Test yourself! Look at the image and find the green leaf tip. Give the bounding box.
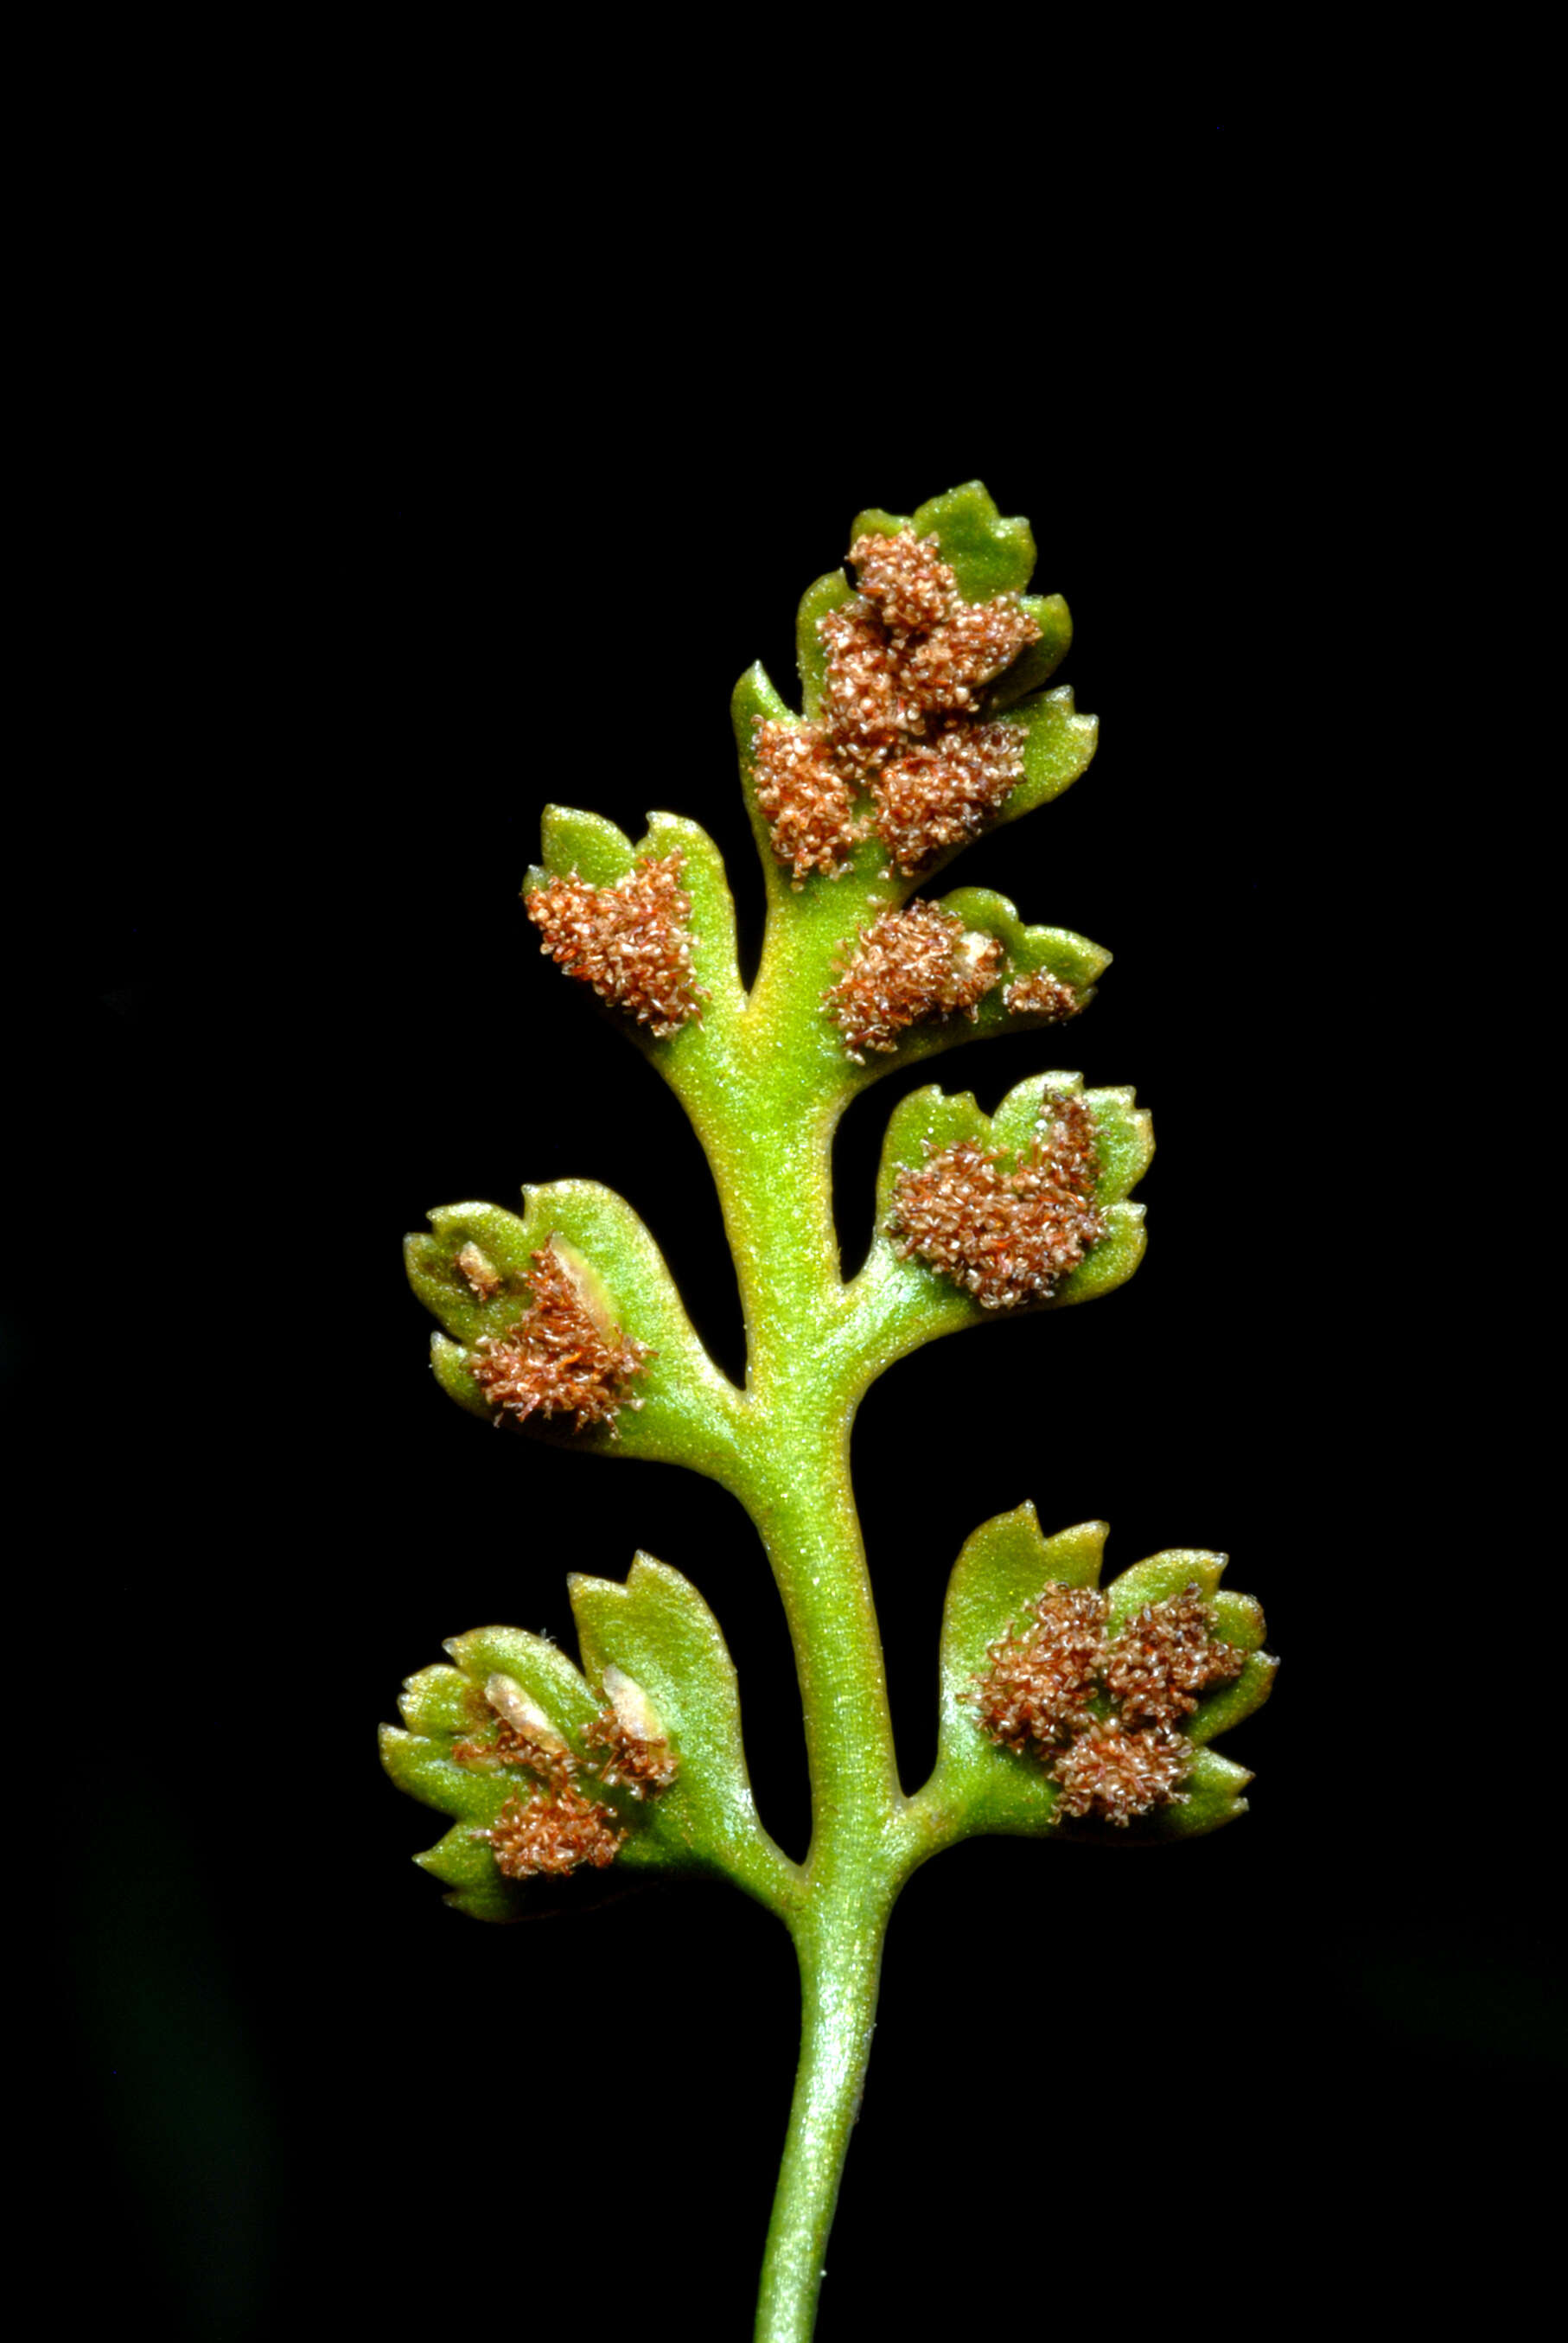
[534,802,637,890]
[924,1516,1276,1846]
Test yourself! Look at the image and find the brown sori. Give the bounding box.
[580,1708,679,1798]
[902,597,1041,714]
[1050,1719,1195,1826]
[1003,967,1082,1023]
[468,1239,654,1436]
[749,527,1045,888]
[480,1781,626,1879]
[870,722,1026,877]
[846,528,958,636]
[966,1584,1108,1752]
[967,1574,1246,1824]
[1102,1585,1246,1726]
[817,597,912,776]
[750,717,864,885]
[451,1715,579,1782]
[885,1092,1106,1309]
[823,900,1003,1063]
[526,849,707,1037]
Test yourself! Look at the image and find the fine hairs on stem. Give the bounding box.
[381,482,1278,2342]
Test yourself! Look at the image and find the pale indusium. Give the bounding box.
[382,483,1278,2342]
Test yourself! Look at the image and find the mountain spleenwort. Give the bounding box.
[384,481,1276,2342]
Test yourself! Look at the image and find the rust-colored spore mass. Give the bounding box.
[750,527,1043,892]
[1003,967,1082,1024]
[1050,1720,1194,1825]
[870,723,1026,877]
[526,849,707,1037]
[967,1575,1247,1824]
[480,1782,625,1879]
[1103,1586,1246,1726]
[966,1584,1108,1752]
[817,598,909,778]
[902,597,1040,714]
[451,1717,579,1782]
[468,1239,653,1437]
[847,528,958,635]
[751,718,865,886]
[823,901,1003,1063]
[886,1091,1106,1309]
[580,1710,679,1799]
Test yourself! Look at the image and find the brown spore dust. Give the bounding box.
[526,850,707,1037]
[468,1239,653,1436]
[966,1571,1251,1825]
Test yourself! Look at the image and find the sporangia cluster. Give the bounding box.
[866,726,1029,883]
[823,902,1004,1061]
[580,1704,679,1798]
[751,528,1042,885]
[969,1584,1106,1749]
[526,848,708,1037]
[1102,1584,1245,1723]
[885,1090,1107,1308]
[966,1580,1246,1824]
[451,1712,575,1778]
[1001,966,1081,1020]
[481,1781,626,1879]
[1050,1721,1194,1823]
[456,1670,679,1880]
[467,1238,654,1435]
[750,720,863,886]
[823,897,1083,1061]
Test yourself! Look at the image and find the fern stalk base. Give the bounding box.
[757,1887,895,2343]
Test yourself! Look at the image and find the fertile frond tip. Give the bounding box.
[751,522,1046,886]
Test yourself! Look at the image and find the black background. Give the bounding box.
[32,160,1557,2340]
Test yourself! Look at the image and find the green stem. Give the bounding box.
[755,1886,894,2343]
[690,996,927,2338]
[682,1067,845,1385]
[746,1425,901,1830]
[739,1389,914,2340]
